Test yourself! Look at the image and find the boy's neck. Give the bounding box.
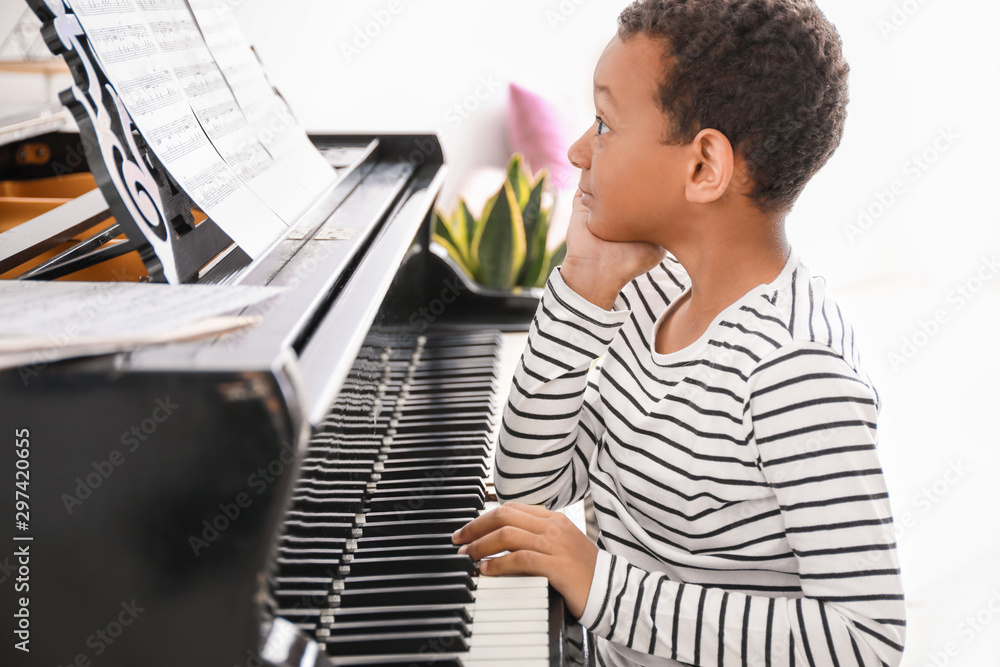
[654,210,790,355]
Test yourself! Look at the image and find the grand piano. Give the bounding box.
[0,2,592,666]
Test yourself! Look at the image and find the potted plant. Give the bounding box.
[432,153,567,295]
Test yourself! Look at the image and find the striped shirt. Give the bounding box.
[494,251,905,666]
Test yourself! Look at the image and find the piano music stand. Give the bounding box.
[24,0,237,284]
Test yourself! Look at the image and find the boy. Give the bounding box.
[452,0,905,665]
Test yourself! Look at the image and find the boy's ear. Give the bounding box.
[685,128,734,205]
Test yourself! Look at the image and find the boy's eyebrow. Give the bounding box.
[594,81,618,108]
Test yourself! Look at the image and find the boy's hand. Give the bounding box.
[560,188,667,310]
[452,502,598,619]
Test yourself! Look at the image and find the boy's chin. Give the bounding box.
[587,217,649,244]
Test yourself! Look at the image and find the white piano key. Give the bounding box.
[475,585,548,600]
[470,595,548,611]
[475,574,548,589]
[468,631,548,648]
[471,607,547,623]
[466,644,549,660]
[469,619,547,635]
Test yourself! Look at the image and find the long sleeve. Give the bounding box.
[576,342,906,666]
[493,268,630,509]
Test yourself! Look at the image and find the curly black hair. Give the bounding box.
[618,0,849,213]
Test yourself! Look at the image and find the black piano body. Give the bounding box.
[0,127,591,666]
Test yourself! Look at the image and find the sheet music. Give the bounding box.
[187,0,337,200]
[147,0,333,221]
[0,281,284,370]
[64,0,334,257]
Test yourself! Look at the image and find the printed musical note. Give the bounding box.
[175,62,227,97]
[149,18,203,53]
[196,100,242,139]
[75,0,136,16]
[135,0,186,11]
[226,146,271,181]
[145,116,207,162]
[185,162,240,209]
[117,71,183,115]
[89,24,158,63]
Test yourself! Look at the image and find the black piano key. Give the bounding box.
[366,493,484,512]
[380,455,485,470]
[276,559,344,577]
[363,508,477,524]
[377,463,487,481]
[291,497,366,514]
[384,445,489,460]
[282,520,356,538]
[297,466,375,482]
[274,575,336,586]
[343,554,475,577]
[323,630,469,655]
[351,544,460,559]
[325,616,469,637]
[340,572,474,592]
[418,345,498,359]
[330,603,472,625]
[384,395,494,409]
[358,517,470,537]
[329,658,463,667]
[373,476,485,493]
[284,510,357,522]
[371,489,485,504]
[278,547,346,559]
[281,531,350,543]
[391,405,493,419]
[355,532,456,548]
[336,583,474,607]
[272,588,334,607]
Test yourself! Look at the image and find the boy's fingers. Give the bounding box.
[459,525,541,562]
[479,550,556,579]
[452,503,549,544]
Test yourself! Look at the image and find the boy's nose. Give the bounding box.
[567,128,591,170]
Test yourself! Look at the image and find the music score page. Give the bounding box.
[65,0,337,257]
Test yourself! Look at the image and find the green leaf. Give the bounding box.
[444,200,474,268]
[457,200,478,270]
[434,208,457,249]
[530,165,549,189]
[432,233,473,279]
[528,240,565,288]
[529,254,551,288]
[517,177,548,285]
[478,187,501,230]
[472,182,526,288]
[506,153,530,209]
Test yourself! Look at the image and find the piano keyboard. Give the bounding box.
[271,329,556,666]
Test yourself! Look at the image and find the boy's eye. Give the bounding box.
[595,115,609,136]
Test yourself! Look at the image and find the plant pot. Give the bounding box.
[425,243,544,331]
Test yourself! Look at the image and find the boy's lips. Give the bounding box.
[580,189,595,206]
